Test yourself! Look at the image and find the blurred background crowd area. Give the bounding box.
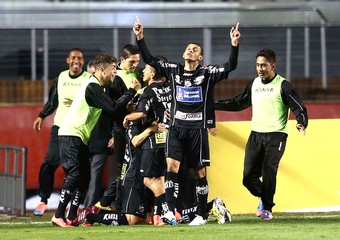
[0,0,339,104]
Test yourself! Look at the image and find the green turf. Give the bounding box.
[1,212,340,240]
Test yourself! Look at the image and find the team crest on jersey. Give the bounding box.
[184,80,192,87]
[176,86,203,102]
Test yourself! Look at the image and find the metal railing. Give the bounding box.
[0,145,27,216]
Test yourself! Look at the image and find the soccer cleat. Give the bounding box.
[161,211,178,225]
[94,201,111,211]
[34,202,48,216]
[72,208,92,226]
[210,197,232,224]
[225,209,232,223]
[90,205,101,214]
[188,215,207,226]
[261,210,273,221]
[76,205,100,227]
[256,198,264,217]
[51,215,72,228]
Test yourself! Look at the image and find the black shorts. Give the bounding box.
[121,187,146,218]
[140,148,166,178]
[166,126,210,169]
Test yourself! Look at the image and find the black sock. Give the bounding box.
[165,172,178,212]
[41,198,48,204]
[55,189,72,218]
[196,176,208,219]
[87,212,129,226]
[67,189,82,220]
[154,193,166,215]
[206,200,213,213]
[145,187,154,214]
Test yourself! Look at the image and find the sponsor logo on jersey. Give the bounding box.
[196,185,209,195]
[176,86,203,102]
[206,66,225,73]
[63,81,82,87]
[182,206,197,215]
[175,111,202,121]
[160,61,177,69]
[155,129,168,144]
[255,87,274,93]
[103,213,118,220]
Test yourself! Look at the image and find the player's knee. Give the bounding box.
[166,158,180,172]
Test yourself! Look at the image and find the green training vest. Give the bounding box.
[251,74,290,133]
[54,70,91,127]
[58,76,103,145]
[116,69,139,89]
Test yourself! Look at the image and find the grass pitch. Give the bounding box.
[1,212,340,240]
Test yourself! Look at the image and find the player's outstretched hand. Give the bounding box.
[133,16,144,40]
[230,22,241,47]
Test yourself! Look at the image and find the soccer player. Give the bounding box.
[83,59,117,208]
[123,57,172,225]
[51,53,141,227]
[72,121,166,226]
[214,48,308,220]
[33,48,91,216]
[86,61,96,75]
[103,44,142,211]
[133,17,241,225]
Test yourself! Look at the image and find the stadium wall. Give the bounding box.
[0,103,339,213]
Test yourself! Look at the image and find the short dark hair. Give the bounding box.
[256,48,276,64]
[120,44,140,59]
[94,53,116,69]
[87,60,94,68]
[68,48,84,57]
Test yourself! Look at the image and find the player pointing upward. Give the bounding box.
[133,16,241,226]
